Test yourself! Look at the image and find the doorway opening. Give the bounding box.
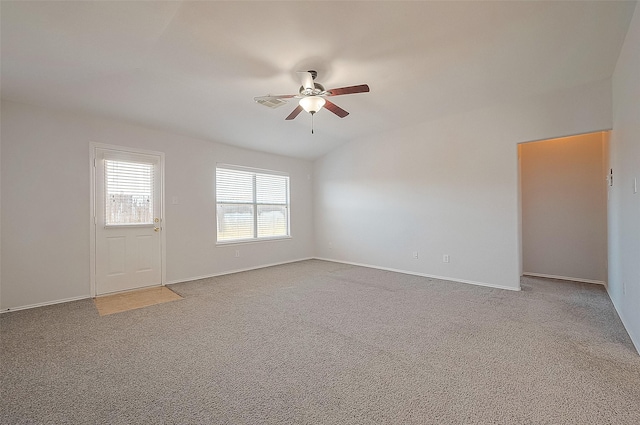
[518,131,609,285]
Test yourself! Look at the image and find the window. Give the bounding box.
[105,159,154,225]
[216,165,290,243]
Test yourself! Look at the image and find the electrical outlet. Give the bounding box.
[443,254,450,263]
[328,242,333,250]
[235,250,240,258]
[412,251,419,259]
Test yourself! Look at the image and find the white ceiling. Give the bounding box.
[1,1,636,160]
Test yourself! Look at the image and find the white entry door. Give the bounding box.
[94,147,163,295]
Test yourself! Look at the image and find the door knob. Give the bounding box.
[154,227,160,232]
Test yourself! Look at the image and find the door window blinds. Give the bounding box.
[216,166,289,242]
[105,159,154,225]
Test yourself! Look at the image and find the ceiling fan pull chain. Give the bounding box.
[311,113,314,134]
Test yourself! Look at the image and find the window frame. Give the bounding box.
[215,164,291,245]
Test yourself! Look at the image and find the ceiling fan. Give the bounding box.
[254,70,370,133]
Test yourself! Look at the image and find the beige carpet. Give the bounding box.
[1,260,639,424]
[93,286,182,316]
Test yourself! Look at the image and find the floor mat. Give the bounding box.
[94,286,182,316]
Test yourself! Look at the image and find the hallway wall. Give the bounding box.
[520,132,608,283]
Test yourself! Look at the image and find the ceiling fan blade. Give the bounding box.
[327,84,370,96]
[254,94,296,101]
[323,99,349,118]
[285,105,304,120]
[297,71,315,90]
[255,95,295,109]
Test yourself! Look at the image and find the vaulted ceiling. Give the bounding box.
[1,1,636,159]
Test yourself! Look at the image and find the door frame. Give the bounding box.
[90,142,166,297]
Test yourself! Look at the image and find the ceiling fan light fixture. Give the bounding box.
[299,96,325,114]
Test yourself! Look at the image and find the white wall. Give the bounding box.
[609,3,640,352]
[0,105,2,309]
[520,133,607,283]
[314,79,612,290]
[0,100,314,310]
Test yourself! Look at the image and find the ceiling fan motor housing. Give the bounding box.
[299,82,326,96]
[298,70,326,96]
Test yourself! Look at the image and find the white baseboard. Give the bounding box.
[523,272,605,285]
[314,257,521,291]
[3,256,520,312]
[3,258,315,313]
[165,257,315,285]
[0,295,90,314]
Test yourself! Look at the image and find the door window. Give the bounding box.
[105,159,154,225]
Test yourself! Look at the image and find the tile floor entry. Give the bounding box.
[93,286,182,316]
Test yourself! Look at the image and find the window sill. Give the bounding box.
[216,236,292,247]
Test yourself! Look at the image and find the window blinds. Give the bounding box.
[216,166,289,242]
[105,160,154,225]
